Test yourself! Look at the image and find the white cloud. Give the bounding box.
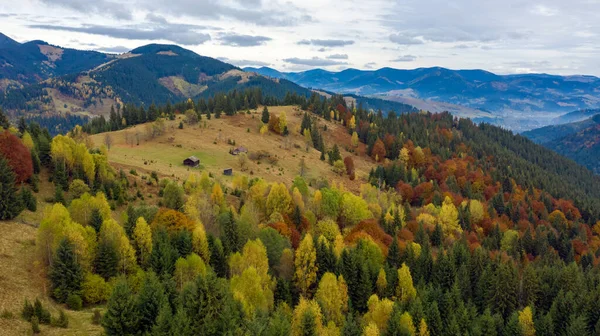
[1,0,599,74]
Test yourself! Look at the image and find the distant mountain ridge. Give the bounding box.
[523,113,600,173]
[245,66,600,120]
[0,33,112,90]
[0,37,416,119]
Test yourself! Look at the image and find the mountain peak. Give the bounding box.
[130,44,199,58]
[0,33,20,48]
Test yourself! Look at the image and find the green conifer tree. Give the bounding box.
[49,238,83,303]
[102,279,139,335]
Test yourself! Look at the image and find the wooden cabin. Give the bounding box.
[183,156,200,167]
[230,146,248,155]
[223,168,233,176]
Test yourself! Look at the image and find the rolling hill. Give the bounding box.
[523,114,600,173]
[245,66,600,130]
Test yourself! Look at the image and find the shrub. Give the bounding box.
[31,316,40,334]
[21,187,37,211]
[92,309,102,325]
[33,298,51,324]
[22,299,34,321]
[53,310,69,328]
[66,294,82,311]
[82,273,111,304]
[1,310,13,319]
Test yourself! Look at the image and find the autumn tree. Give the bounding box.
[295,233,318,297]
[315,272,348,327]
[518,306,535,336]
[438,196,461,235]
[371,138,386,162]
[344,156,355,180]
[133,217,152,268]
[0,131,33,183]
[397,263,417,304]
[291,297,323,336]
[363,295,394,333]
[267,183,292,217]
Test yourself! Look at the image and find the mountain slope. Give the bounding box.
[245,66,600,121]
[523,114,600,173]
[0,35,111,90]
[551,108,600,124]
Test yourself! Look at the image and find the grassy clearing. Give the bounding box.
[0,221,104,335]
[90,106,375,192]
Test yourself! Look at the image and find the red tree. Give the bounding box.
[0,132,33,183]
[343,156,355,180]
[371,138,386,162]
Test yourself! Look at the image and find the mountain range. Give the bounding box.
[245,66,600,131]
[0,35,415,119]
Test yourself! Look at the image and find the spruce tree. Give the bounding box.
[208,235,228,278]
[0,107,9,130]
[151,302,173,336]
[136,272,166,334]
[342,313,360,336]
[95,239,119,280]
[387,237,401,268]
[102,279,139,335]
[261,106,270,124]
[89,208,103,233]
[0,155,22,219]
[49,238,83,303]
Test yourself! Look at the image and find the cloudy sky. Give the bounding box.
[2,0,600,75]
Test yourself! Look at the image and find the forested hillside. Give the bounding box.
[523,114,600,174]
[3,87,600,335]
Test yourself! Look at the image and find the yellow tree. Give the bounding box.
[192,222,210,263]
[291,297,324,336]
[184,173,199,194]
[315,272,348,326]
[279,112,288,134]
[399,148,410,167]
[133,217,152,267]
[210,183,225,207]
[340,192,373,227]
[349,116,356,130]
[292,187,305,212]
[376,268,387,297]
[351,132,359,148]
[399,312,416,335]
[419,319,430,336]
[69,192,111,226]
[363,295,394,332]
[295,233,318,297]
[266,183,292,217]
[364,322,380,336]
[22,132,35,150]
[397,263,417,304]
[231,266,273,319]
[469,199,485,224]
[518,306,535,336]
[174,253,207,290]
[100,219,137,274]
[438,196,461,235]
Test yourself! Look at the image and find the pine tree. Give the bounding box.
[208,235,228,278]
[89,208,103,233]
[219,210,240,255]
[95,239,119,280]
[49,238,83,303]
[136,272,166,334]
[387,237,401,268]
[151,302,173,336]
[342,313,361,336]
[0,155,22,219]
[102,279,139,335]
[262,106,270,124]
[53,159,69,190]
[430,223,443,247]
[0,107,9,129]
